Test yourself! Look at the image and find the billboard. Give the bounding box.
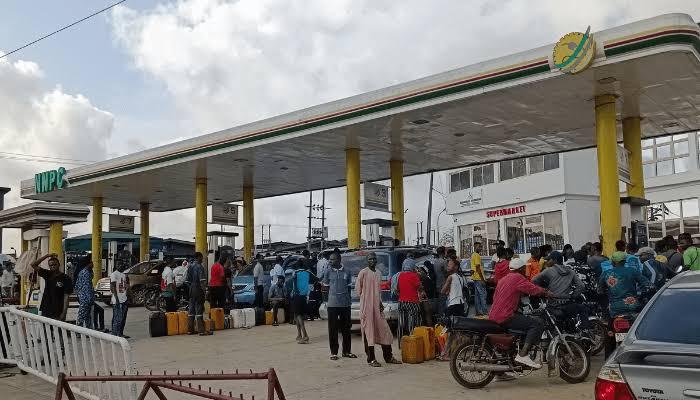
[364,182,389,212]
[108,214,134,233]
[212,203,239,225]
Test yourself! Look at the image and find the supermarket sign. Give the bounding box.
[486,205,526,218]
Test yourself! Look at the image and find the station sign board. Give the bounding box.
[109,214,135,233]
[212,203,239,226]
[617,145,631,184]
[552,26,596,75]
[34,167,67,193]
[311,227,328,239]
[364,182,389,212]
[459,188,483,209]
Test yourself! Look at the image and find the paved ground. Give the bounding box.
[2,307,602,399]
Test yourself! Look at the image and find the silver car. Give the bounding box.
[595,271,700,400]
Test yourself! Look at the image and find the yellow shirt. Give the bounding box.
[471,252,483,281]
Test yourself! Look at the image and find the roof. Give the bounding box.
[668,271,700,289]
[19,14,700,212]
[0,202,89,229]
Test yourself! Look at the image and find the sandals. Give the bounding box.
[330,355,339,361]
[342,353,358,359]
[368,360,382,367]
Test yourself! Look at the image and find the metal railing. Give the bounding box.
[54,369,287,400]
[0,306,135,400]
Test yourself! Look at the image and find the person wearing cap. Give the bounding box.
[636,247,672,291]
[598,251,651,319]
[533,250,588,327]
[489,258,551,369]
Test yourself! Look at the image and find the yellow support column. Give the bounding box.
[243,186,254,261]
[595,94,622,255]
[92,197,103,285]
[346,148,361,248]
[390,159,405,243]
[20,227,28,305]
[195,178,208,259]
[622,117,645,198]
[140,202,150,262]
[49,222,63,271]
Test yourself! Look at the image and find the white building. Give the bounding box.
[446,132,700,259]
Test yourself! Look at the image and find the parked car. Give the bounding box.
[318,247,434,329]
[96,259,184,306]
[231,254,301,308]
[595,271,700,400]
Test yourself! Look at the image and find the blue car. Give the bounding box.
[232,255,302,307]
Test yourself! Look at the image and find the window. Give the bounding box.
[472,164,494,187]
[505,211,563,254]
[635,289,700,344]
[500,159,527,181]
[458,221,499,259]
[449,165,493,192]
[449,170,470,192]
[642,134,690,177]
[646,198,700,237]
[502,154,559,181]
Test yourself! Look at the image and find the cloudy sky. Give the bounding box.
[1,0,699,253]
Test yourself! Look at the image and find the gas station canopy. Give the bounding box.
[20,14,700,211]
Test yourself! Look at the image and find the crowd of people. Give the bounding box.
[21,229,699,370]
[463,232,700,369]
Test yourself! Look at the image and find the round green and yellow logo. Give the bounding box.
[552,26,595,74]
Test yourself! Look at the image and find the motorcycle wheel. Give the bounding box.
[144,290,160,312]
[450,343,495,389]
[584,320,607,356]
[130,287,147,307]
[556,340,590,384]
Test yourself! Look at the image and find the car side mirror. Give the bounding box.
[676,266,684,274]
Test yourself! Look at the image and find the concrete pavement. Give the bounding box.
[2,307,601,399]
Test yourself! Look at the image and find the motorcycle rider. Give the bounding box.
[532,251,589,328]
[489,258,552,369]
[598,251,650,357]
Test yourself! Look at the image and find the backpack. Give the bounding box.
[390,272,403,296]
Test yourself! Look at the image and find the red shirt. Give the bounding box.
[209,262,225,287]
[397,271,421,303]
[488,272,545,324]
[493,259,510,285]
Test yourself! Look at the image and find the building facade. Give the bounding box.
[446,132,700,259]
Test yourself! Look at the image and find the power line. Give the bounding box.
[0,0,127,60]
[0,151,95,164]
[0,155,90,166]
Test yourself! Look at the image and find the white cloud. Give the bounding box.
[0,55,114,252]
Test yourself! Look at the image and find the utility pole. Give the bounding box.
[321,190,326,250]
[260,225,264,254]
[420,221,424,246]
[268,224,271,251]
[307,191,313,251]
[416,222,420,246]
[426,171,434,246]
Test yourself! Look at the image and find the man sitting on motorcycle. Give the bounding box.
[489,258,552,369]
[532,251,589,328]
[598,251,651,357]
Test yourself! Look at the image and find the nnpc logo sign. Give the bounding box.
[35,167,67,193]
[553,26,596,74]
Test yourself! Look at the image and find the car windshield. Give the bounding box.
[635,288,700,345]
[125,262,155,274]
[341,253,390,278]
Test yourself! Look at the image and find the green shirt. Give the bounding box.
[683,247,700,271]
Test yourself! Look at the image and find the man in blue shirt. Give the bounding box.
[322,251,356,360]
[186,252,210,336]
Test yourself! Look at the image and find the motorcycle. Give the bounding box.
[145,287,188,312]
[448,298,590,389]
[551,296,607,356]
